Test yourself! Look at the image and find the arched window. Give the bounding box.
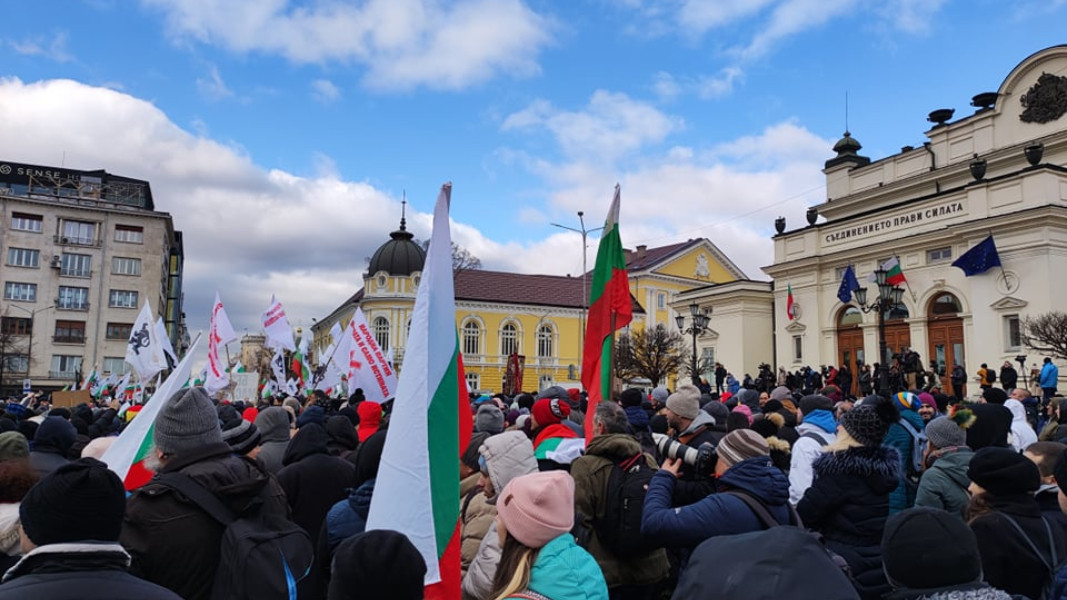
[463,321,481,356]
[372,317,390,351]
[501,322,518,357]
[928,293,962,318]
[537,325,554,358]
[838,306,863,327]
[884,303,910,321]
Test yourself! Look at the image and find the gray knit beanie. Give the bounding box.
[925,408,975,450]
[475,404,505,435]
[666,385,701,420]
[154,387,223,456]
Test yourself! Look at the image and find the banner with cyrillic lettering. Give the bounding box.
[343,308,398,404]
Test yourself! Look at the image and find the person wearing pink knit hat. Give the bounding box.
[490,471,607,600]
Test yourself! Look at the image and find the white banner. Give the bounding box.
[343,308,398,404]
[261,294,296,351]
[206,292,237,396]
[231,372,260,402]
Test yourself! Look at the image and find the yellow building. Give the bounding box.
[311,216,745,394]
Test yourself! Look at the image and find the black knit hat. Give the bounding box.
[218,404,261,456]
[800,394,834,415]
[982,387,1008,405]
[840,395,900,446]
[968,446,1040,496]
[619,388,644,408]
[20,458,126,545]
[328,529,426,600]
[882,507,982,590]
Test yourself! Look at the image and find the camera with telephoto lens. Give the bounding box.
[651,433,717,477]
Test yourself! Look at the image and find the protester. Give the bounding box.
[277,422,356,548]
[488,471,608,600]
[324,415,359,458]
[0,458,181,599]
[28,416,76,478]
[1041,357,1060,404]
[122,387,291,600]
[327,529,426,600]
[968,391,1013,450]
[882,507,1016,600]
[571,402,668,598]
[1005,395,1038,452]
[461,430,538,598]
[529,397,581,471]
[0,432,34,573]
[1025,441,1067,535]
[217,403,262,458]
[967,446,1067,599]
[461,431,492,499]
[788,394,837,505]
[662,384,717,504]
[913,408,975,518]
[643,429,789,553]
[253,406,293,474]
[356,401,382,442]
[476,404,506,436]
[797,395,901,600]
[885,392,926,513]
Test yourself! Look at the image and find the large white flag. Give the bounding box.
[343,308,398,404]
[155,317,178,365]
[261,294,296,352]
[126,302,168,380]
[269,348,287,385]
[205,292,237,395]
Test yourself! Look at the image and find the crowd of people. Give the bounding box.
[0,355,1065,599]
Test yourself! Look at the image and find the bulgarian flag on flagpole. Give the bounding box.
[580,184,633,442]
[868,256,907,285]
[366,183,471,600]
[786,283,796,320]
[101,334,202,491]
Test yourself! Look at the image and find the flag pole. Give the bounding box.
[608,311,617,401]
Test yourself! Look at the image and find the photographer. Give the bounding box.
[641,430,790,554]
[662,385,718,505]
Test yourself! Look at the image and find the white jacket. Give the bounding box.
[788,423,835,505]
[1005,399,1037,452]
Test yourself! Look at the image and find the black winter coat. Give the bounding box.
[970,493,1067,600]
[276,423,356,546]
[797,445,900,600]
[121,443,291,600]
[0,543,182,600]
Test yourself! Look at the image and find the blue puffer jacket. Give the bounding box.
[324,477,375,553]
[884,409,925,513]
[515,534,608,600]
[642,457,791,550]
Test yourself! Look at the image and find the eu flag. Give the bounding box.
[952,235,1001,276]
[837,265,860,303]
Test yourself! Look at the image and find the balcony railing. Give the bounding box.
[55,300,90,311]
[53,235,102,248]
[49,370,79,380]
[53,335,85,344]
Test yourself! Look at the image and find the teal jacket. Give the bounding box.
[884,409,925,513]
[511,534,608,600]
[913,447,974,519]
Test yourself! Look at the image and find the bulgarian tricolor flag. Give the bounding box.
[580,184,633,441]
[102,334,202,491]
[366,183,471,600]
[869,256,906,286]
[786,283,796,320]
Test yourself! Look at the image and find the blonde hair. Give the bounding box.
[490,532,540,600]
[824,426,863,453]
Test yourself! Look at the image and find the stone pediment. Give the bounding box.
[989,296,1028,310]
[785,320,806,333]
[699,328,719,341]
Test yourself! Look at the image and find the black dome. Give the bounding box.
[368,215,425,276]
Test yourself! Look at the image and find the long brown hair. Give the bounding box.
[0,459,38,503]
[490,530,541,600]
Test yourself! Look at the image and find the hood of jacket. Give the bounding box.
[32,416,75,455]
[255,406,291,444]
[157,442,274,515]
[813,445,901,494]
[928,447,974,489]
[480,431,537,500]
[1004,399,1028,425]
[624,406,650,431]
[585,432,642,462]
[718,457,790,506]
[282,422,330,466]
[526,534,608,600]
[325,415,359,453]
[346,477,375,519]
[679,411,716,436]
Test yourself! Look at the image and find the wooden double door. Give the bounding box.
[928,317,965,396]
[837,322,911,396]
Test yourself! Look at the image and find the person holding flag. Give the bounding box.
[581,184,633,441]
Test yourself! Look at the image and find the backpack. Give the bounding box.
[988,368,997,384]
[593,452,656,558]
[159,472,314,600]
[1002,513,1063,600]
[897,419,928,479]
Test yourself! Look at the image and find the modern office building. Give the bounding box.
[0,160,185,394]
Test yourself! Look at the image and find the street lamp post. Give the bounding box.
[850,268,905,398]
[6,304,55,392]
[676,302,711,386]
[551,211,604,363]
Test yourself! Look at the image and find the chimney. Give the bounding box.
[636,245,647,260]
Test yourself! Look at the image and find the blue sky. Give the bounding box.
[2,0,1066,339]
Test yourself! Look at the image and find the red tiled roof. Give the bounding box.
[623,240,699,271]
[454,269,644,313]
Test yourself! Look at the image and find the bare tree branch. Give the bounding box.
[1023,312,1067,361]
[614,324,685,386]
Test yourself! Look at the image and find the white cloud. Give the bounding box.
[7,31,73,63]
[502,91,683,163]
[696,67,744,99]
[311,79,341,104]
[196,64,234,100]
[651,71,682,101]
[142,0,554,91]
